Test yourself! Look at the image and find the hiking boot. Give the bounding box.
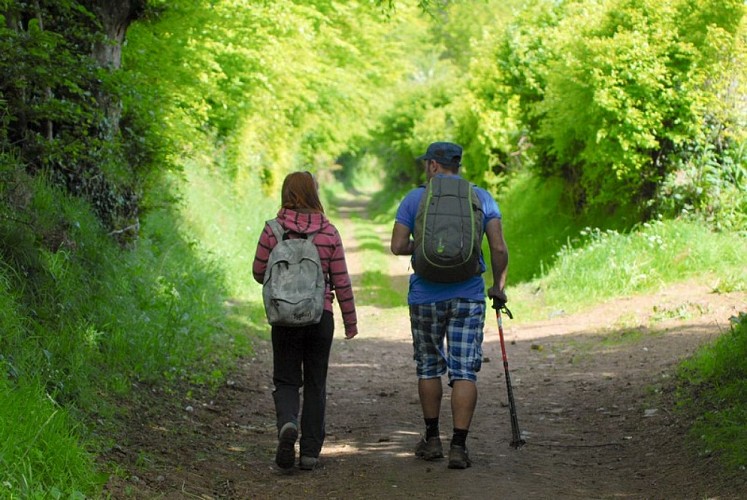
[299,456,319,470]
[275,422,298,469]
[415,436,444,460]
[447,444,472,469]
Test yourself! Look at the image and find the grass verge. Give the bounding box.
[507,218,747,321]
[676,313,747,471]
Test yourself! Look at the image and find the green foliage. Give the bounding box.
[498,171,638,283]
[474,166,647,286]
[176,158,276,312]
[458,0,558,186]
[1,170,245,393]
[365,0,528,191]
[466,0,746,227]
[124,0,414,193]
[0,166,249,495]
[677,313,747,470]
[373,77,461,186]
[0,2,162,237]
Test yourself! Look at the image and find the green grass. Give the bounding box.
[677,313,747,470]
[495,171,746,320]
[500,171,747,470]
[362,164,746,320]
[598,328,657,347]
[506,217,747,320]
[0,378,100,498]
[348,214,408,308]
[178,160,278,302]
[172,160,280,334]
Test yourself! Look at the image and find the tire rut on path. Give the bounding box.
[103,190,747,499]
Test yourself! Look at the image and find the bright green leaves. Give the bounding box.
[465,0,746,223]
[537,1,691,203]
[125,0,413,191]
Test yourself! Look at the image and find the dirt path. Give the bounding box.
[103,193,747,499]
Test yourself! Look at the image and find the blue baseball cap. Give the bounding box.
[416,142,463,167]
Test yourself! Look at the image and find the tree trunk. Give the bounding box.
[89,0,146,70]
[85,0,146,136]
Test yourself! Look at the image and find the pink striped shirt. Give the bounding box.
[253,208,357,336]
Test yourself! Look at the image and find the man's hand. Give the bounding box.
[487,286,507,307]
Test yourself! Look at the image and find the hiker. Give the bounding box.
[390,141,509,469]
[252,171,358,471]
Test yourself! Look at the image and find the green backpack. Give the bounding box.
[413,176,484,283]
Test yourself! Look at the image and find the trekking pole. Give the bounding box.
[492,298,526,449]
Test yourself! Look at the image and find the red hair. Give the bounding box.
[281,171,324,213]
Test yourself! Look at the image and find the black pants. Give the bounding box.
[271,310,334,459]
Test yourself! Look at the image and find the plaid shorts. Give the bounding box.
[409,299,486,384]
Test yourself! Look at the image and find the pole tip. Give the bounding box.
[510,439,526,449]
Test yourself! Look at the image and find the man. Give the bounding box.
[390,141,508,469]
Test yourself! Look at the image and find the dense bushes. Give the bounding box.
[460,0,746,226]
[0,2,158,242]
[0,158,246,495]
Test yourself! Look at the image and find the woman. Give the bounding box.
[253,171,358,471]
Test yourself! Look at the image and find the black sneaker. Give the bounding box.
[299,456,319,470]
[447,444,472,469]
[415,436,444,460]
[275,422,298,469]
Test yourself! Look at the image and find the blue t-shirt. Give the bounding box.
[394,175,502,305]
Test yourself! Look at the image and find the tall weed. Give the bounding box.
[499,171,642,284]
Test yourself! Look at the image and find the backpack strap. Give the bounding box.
[266,219,286,243]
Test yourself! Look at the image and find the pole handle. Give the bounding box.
[490,298,513,319]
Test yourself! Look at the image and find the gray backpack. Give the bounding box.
[262,219,325,326]
[413,176,484,283]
